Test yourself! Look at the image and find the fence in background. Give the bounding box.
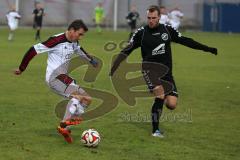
[0,0,240,32]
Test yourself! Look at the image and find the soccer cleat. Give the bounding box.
[57,126,73,143]
[60,117,83,128]
[152,130,164,138]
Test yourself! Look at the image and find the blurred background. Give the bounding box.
[0,0,240,32]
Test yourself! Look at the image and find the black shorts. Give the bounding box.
[142,62,178,97]
[128,21,137,30]
[33,20,42,28]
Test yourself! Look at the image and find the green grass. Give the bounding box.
[0,27,239,160]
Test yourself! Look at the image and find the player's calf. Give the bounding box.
[153,85,165,99]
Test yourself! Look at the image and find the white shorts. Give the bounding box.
[8,23,18,30]
[47,74,86,98]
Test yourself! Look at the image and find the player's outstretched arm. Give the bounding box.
[109,42,140,76]
[78,47,99,68]
[13,46,38,76]
[109,53,128,76]
[167,25,218,55]
[177,36,218,55]
[110,27,142,76]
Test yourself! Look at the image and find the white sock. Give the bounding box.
[75,103,85,115]
[63,98,86,121]
[63,98,78,121]
[8,33,13,41]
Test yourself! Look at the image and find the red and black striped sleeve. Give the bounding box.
[42,34,67,48]
[19,47,37,72]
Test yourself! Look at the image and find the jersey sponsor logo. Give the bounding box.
[152,43,165,55]
[65,54,71,60]
[161,33,168,41]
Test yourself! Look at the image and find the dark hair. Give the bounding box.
[147,5,160,16]
[68,19,88,31]
[159,6,166,9]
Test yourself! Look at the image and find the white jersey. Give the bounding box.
[169,10,184,29]
[6,11,21,30]
[159,14,170,25]
[169,10,184,23]
[19,33,92,83]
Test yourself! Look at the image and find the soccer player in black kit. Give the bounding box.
[110,5,217,138]
[33,2,45,41]
[126,5,140,40]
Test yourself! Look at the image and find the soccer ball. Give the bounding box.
[80,129,101,147]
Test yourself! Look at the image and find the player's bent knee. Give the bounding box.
[82,96,92,105]
[166,102,177,110]
[153,85,165,99]
[70,92,92,105]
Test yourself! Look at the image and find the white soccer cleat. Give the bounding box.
[152,130,164,138]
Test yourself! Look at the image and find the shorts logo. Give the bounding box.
[161,33,168,41]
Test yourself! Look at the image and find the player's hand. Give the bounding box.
[90,59,98,68]
[14,69,22,75]
[209,47,218,55]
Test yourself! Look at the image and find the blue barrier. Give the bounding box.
[203,3,240,33]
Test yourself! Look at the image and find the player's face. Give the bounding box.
[70,28,86,42]
[36,3,41,9]
[160,8,166,14]
[147,11,160,28]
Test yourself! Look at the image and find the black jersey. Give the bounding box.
[126,11,139,24]
[118,24,216,75]
[33,8,44,23]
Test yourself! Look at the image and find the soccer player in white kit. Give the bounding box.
[169,8,184,30]
[14,19,98,143]
[159,6,170,25]
[6,5,21,41]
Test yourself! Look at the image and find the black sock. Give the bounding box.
[151,98,164,133]
[36,30,40,40]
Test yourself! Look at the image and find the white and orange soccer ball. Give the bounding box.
[80,129,101,147]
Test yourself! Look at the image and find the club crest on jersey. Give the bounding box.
[161,33,168,41]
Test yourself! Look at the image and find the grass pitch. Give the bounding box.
[0,27,239,160]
